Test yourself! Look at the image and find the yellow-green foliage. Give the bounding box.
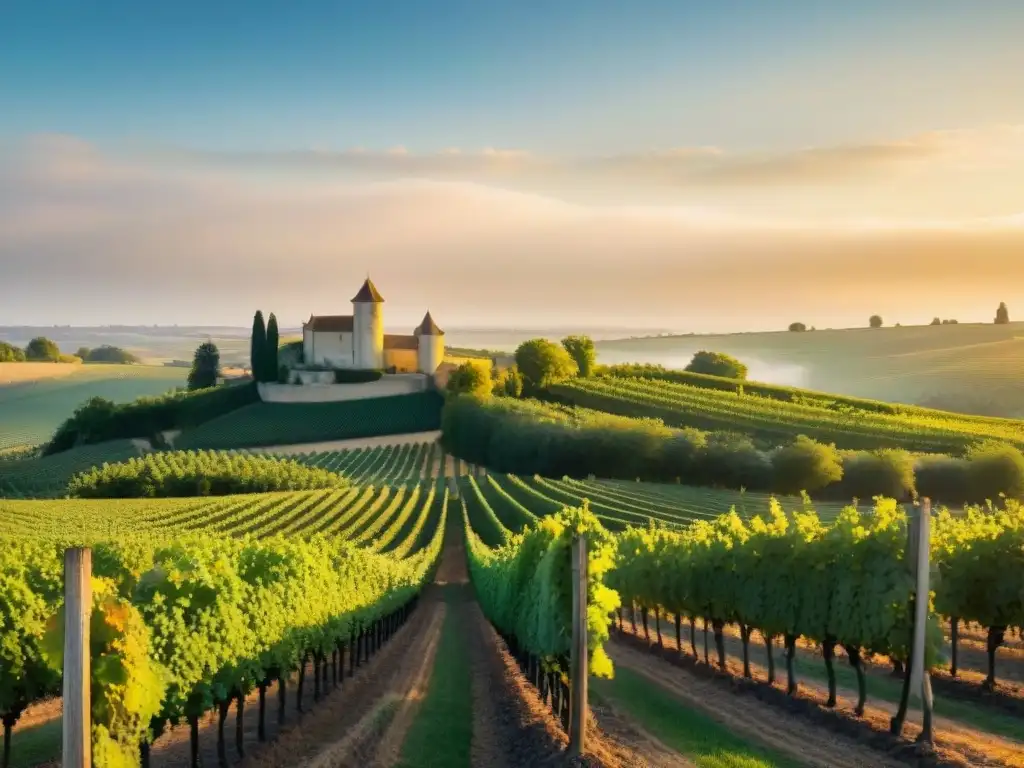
[610,498,942,665]
[465,499,619,678]
[2,512,446,759]
[932,500,1024,630]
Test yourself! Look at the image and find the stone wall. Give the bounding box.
[258,373,428,403]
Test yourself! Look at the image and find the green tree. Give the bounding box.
[869,315,883,329]
[788,322,807,332]
[446,361,492,398]
[493,365,523,397]
[75,346,92,360]
[265,313,280,382]
[561,334,596,377]
[24,337,61,361]
[685,350,748,380]
[995,302,1010,325]
[81,345,141,364]
[514,338,578,394]
[187,342,221,391]
[251,311,267,382]
[0,341,26,362]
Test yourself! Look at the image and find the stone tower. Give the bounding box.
[352,277,385,369]
[414,310,445,374]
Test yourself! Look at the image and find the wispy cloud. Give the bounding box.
[123,124,1024,192]
[1,131,1023,328]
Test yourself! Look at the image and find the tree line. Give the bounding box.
[787,301,1010,331]
[0,337,139,364]
[250,310,280,382]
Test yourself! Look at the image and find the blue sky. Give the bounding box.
[1,2,1023,329]
[3,1,1023,154]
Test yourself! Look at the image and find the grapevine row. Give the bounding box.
[0,495,447,766]
[552,376,1024,453]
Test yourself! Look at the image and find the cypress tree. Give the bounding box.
[265,313,280,383]
[251,311,267,382]
[995,302,1010,325]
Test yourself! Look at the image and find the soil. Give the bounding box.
[609,638,902,768]
[630,612,1024,714]
[189,512,640,768]
[613,619,1024,768]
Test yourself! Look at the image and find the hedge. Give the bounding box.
[440,395,1024,506]
[45,382,260,455]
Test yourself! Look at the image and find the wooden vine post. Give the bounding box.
[890,499,935,744]
[569,533,588,757]
[63,547,92,768]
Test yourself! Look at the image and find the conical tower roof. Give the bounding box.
[351,277,384,303]
[415,310,444,336]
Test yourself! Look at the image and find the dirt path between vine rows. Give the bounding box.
[608,639,904,768]
[614,622,1024,768]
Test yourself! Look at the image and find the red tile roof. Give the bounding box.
[305,315,354,332]
[351,277,384,303]
[384,334,418,350]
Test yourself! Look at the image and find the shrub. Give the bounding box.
[333,368,384,384]
[514,338,578,394]
[187,342,220,391]
[995,302,1010,325]
[698,431,772,490]
[77,345,141,364]
[915,455,971,506]
[0,342,26,362]
[561,335,597,377]
[964,440,1024,503]
[769,436,843,494]
[45,383,260,455]
[68,450,347,498]
[869,315,883,329]
[24,337,61,361]
[493,365,523,397]
[788,322,807,332]
[446,361,492,398]
[833,449,915,501]
[662,429,707,482]
[684,350,748,380]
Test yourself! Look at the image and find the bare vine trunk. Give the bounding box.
[784,634,798,694]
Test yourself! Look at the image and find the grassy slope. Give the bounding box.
[0,364,185,449]
[597,321,1024,417]
[175,392,444,450]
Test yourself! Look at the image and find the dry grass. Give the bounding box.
[0,362,81,385]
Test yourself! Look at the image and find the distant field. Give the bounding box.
[0,364,185,449]
[597,321,1024,417]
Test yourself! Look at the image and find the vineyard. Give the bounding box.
[66,451,348,498]
[4,431,1024,767]
[458,476,1024,762]
[550,375,1024,454]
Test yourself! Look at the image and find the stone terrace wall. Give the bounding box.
[257,374,428,403]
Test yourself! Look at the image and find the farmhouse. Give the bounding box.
[301,277,445,375]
